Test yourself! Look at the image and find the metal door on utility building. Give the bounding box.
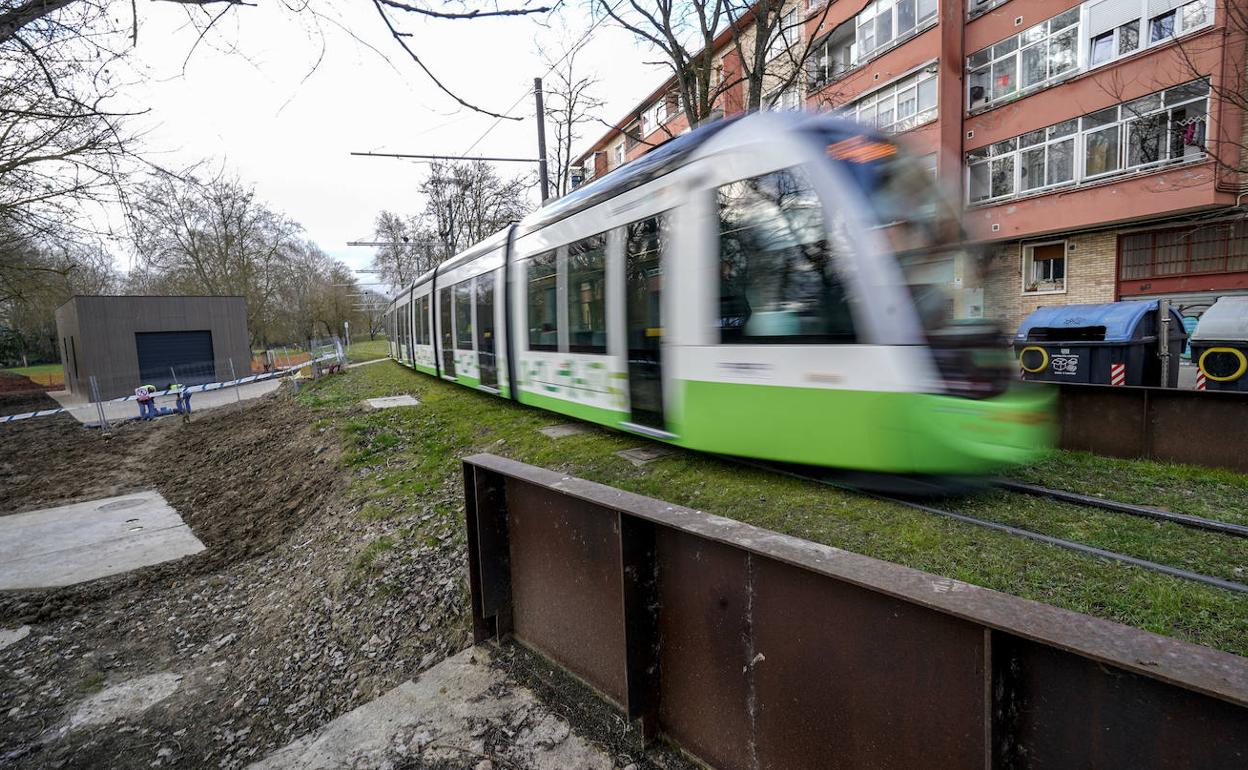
[135,330,215,385]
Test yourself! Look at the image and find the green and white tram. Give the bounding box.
[385,112,1053,476]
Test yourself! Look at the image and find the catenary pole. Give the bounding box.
[534,77,550,202]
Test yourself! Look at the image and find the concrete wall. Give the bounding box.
[53,296,251,400]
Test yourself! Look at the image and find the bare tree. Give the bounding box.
[128,168,305,344]
[421,160,532,258]
[540,34,605,196]
[370,210,441,291]
[356,289,390,340]
[0,235,119,365]
[597,0,836,126]
[1,0,553,119]
[0,1,138,301]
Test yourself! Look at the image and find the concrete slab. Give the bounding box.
[539,423,588,439]
[0,625,30,651]
[363,395,420,410]
[247,647,616,770]
[66,673,183,730]
[616,445,673,466]
[49,379,282,425]
[0,491,205,590]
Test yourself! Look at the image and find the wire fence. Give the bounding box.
[0,336,346,427]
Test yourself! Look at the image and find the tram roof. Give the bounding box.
[516,116,738,235]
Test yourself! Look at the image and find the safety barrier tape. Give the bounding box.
[0,354,341,424]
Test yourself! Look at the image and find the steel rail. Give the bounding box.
[733,460,1248,596]
[996,479,1248,539]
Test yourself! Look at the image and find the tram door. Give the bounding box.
[625,216,665,429]
[439,286,456,378]
[475,274,498,389]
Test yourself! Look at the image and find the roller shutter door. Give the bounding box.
[135,330,215,385]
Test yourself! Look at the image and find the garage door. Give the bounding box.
[135,330,216,386]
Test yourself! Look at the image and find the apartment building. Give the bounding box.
[574,0,1248,333]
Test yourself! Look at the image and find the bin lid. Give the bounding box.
[1015,301,1162,343]
[1191,296,1248,342]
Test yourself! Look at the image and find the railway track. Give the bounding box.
[995,479,1248,539]
[736,460,1248,596]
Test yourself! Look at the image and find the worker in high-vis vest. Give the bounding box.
[170,383,192,420]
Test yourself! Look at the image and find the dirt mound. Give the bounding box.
[0,371,58,415]
[0,389,473,770]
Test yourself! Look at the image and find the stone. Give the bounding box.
[363,396,419,410]
[247,647,613,770]
[615,445,673,466]
[67,673,183,730]
[538,424,588,439]
[0,625,31,651]
[0,491,205,590]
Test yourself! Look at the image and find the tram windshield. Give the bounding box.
[813,128,1010,398]
[816,132,986,334]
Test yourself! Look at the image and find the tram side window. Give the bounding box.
[567,234,608,353]
[718,167,856,344]
[421,295,431,344]
[454,281,474,350]
[527,251,559,351]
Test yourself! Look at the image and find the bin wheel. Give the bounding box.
[1019,346,1049,374]
[1198,347,1248,382]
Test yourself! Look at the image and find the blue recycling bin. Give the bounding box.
[1013,301,1186,387]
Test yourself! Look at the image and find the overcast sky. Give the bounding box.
[116,2,662,283]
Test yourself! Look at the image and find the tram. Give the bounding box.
[384,112,1053,475]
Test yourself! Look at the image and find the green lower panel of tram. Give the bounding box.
[673,380,1055,475]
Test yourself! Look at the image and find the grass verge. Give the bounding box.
[345,339,390,363]
[299,361,1248,657]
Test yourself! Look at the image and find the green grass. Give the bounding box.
[298,361,1248,657]
[353,535,397,572]
[2,363,63,377]
[1011,451,1248,527]
[345,339,390,363]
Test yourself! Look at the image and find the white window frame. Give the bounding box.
[965,78,1209,206]
[966,8,1080,112]
[767,9,798,62]
[766,81,803,111]
[853,0,938,65]
[1081,0,1212,72]
[842,65,938,134]
[613,141,626,166]
[1021,241,1069,295]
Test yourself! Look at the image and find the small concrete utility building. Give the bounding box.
[55,296,251,399]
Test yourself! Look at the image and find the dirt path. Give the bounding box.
[0,391,471,769]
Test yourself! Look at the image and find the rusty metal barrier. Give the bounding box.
[1056,383,1248,472]
[462,454,1248,769]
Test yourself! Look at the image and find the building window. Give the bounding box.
[1022,242,1067,294]
[766,82,802,111]
[808,23,855,91]
[566,234,607,353]
[767,9,798,61]
[920,152,938,179]
[965,78,1208,205]
[526,251,558,351]
[1120,222,1248,281]
[718,167,856,344]
[1085,0,1211,71]
[843,67,938,133]
[613,142,626,166]
[855,0,938,64]
[967,8,1078,111]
